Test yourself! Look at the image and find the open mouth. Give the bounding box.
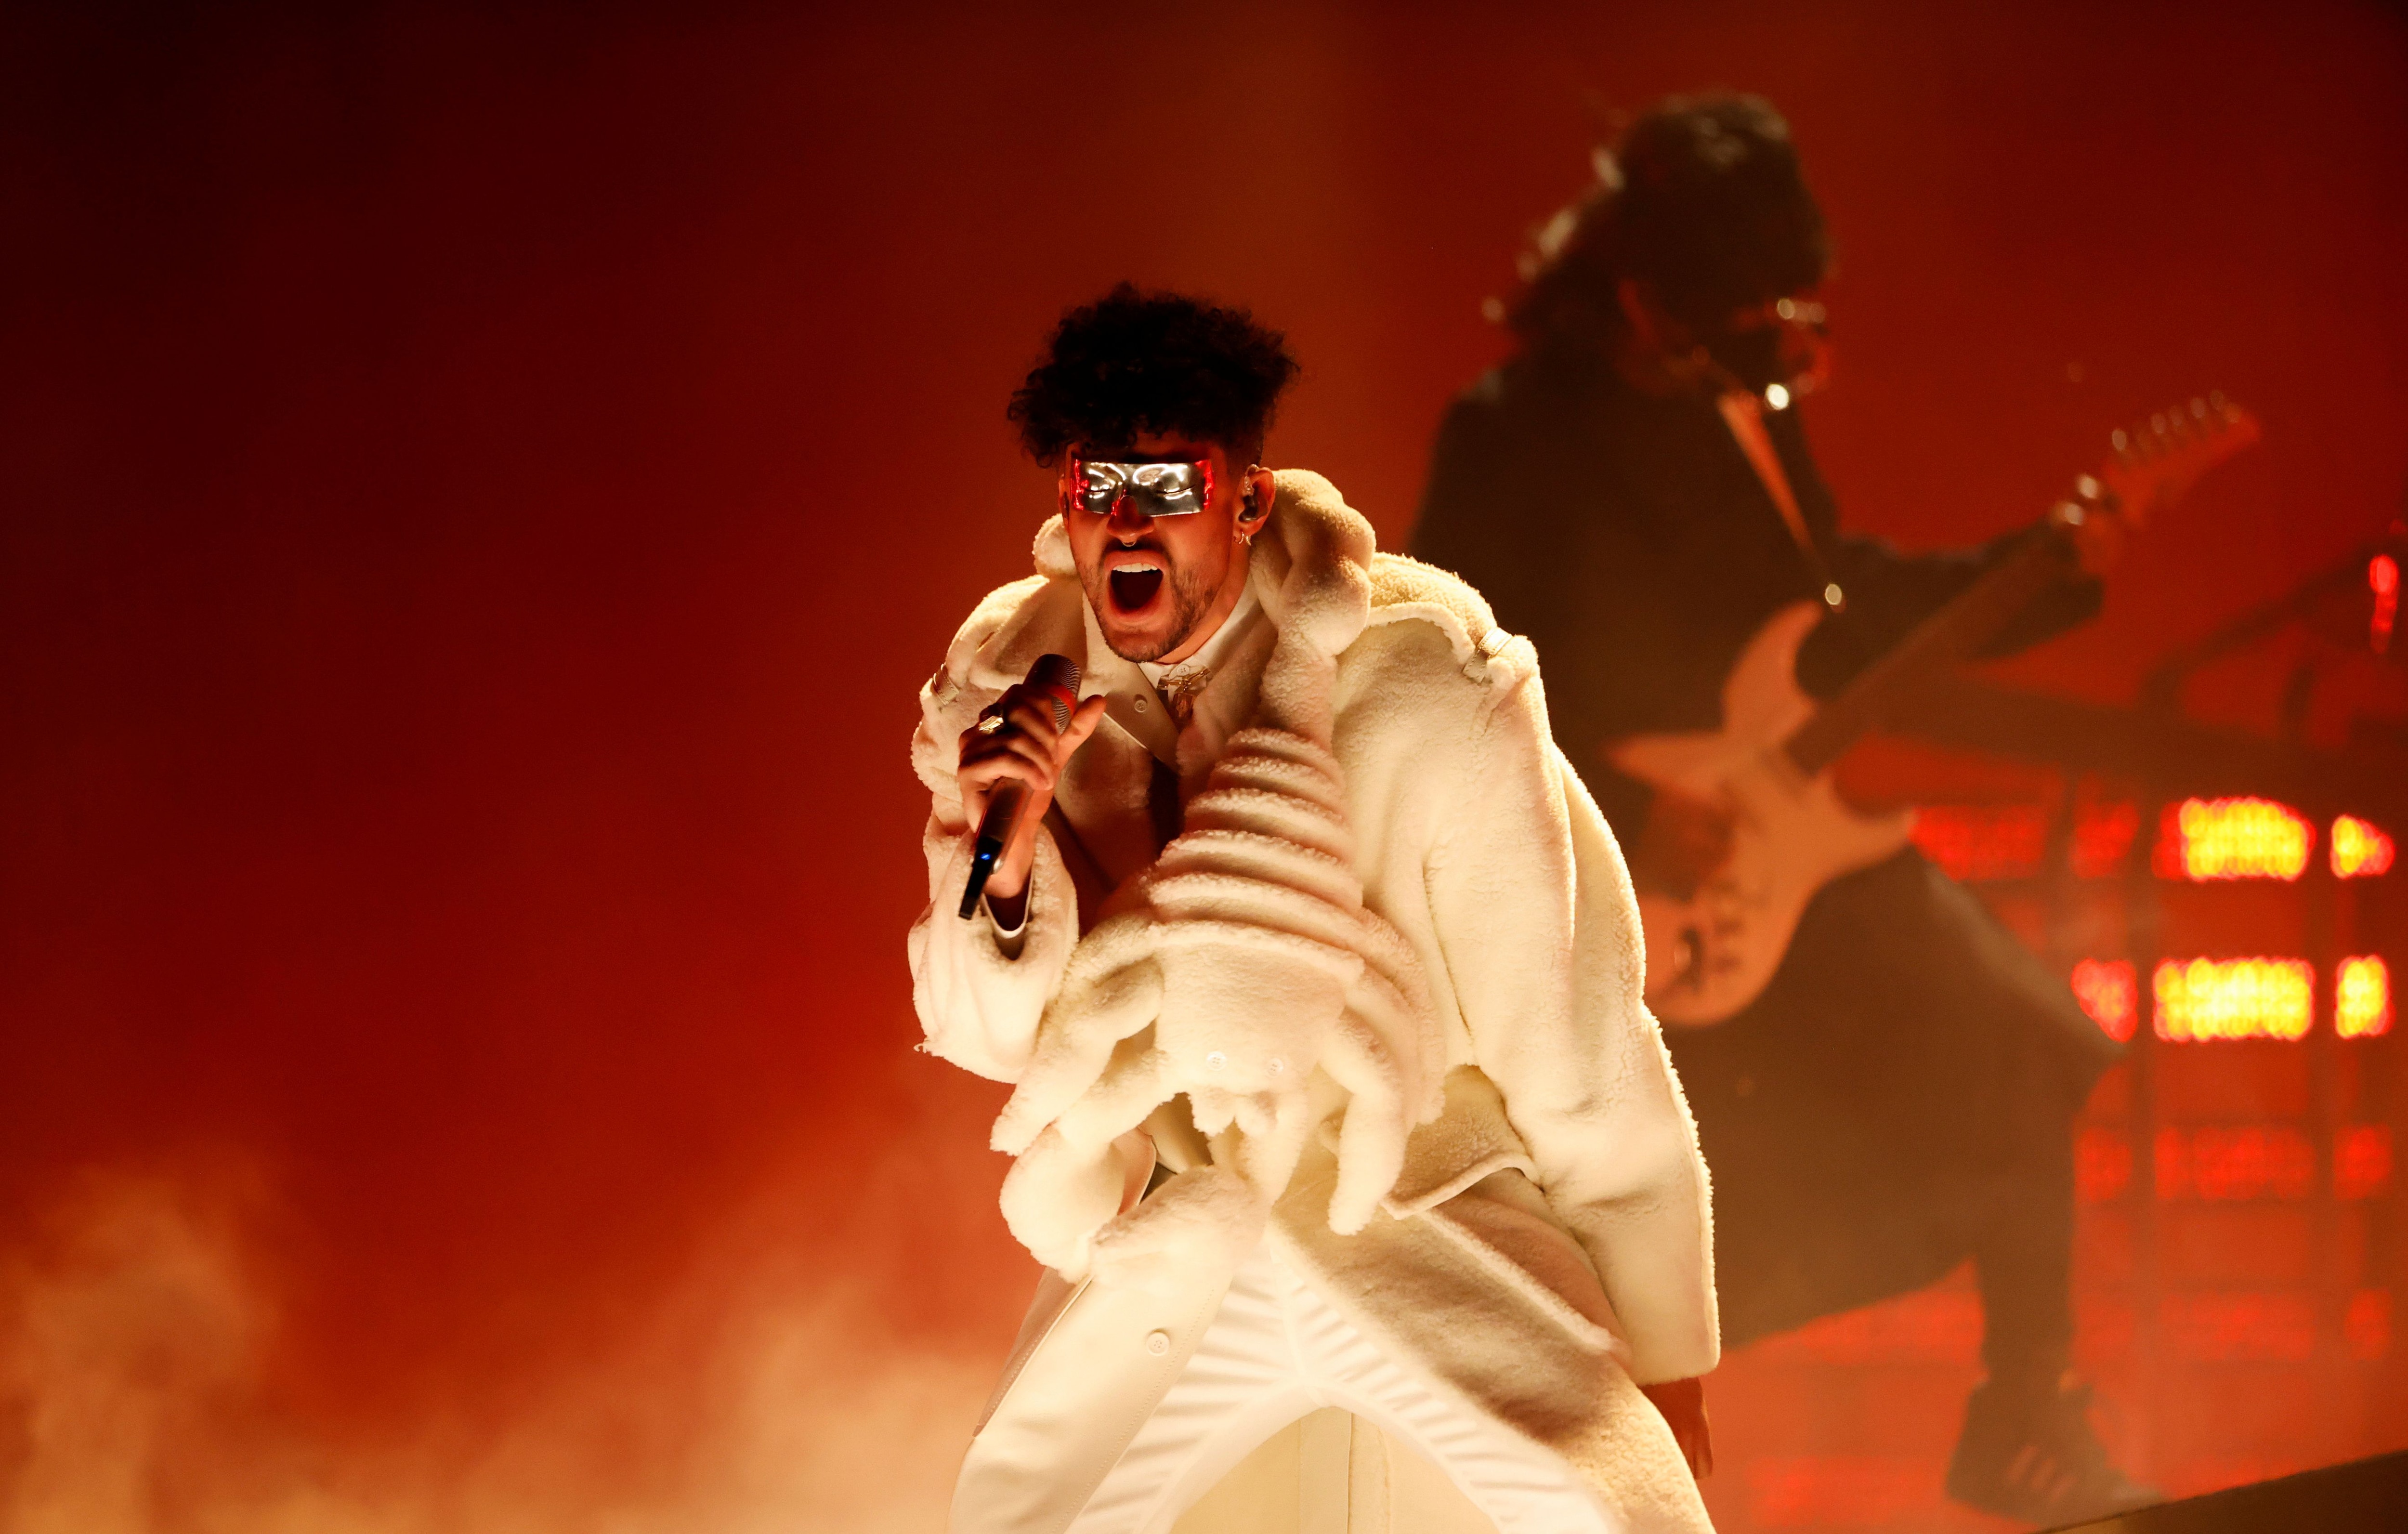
[1107,563,1165,614]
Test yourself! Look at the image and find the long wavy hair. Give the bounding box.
[1506,94,1831,357]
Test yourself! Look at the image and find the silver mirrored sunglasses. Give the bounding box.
[1072,459,1212,516]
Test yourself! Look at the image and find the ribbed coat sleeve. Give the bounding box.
[1427,656,1719,1384]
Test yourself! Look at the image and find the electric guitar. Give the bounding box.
[1612,395,2261,1026]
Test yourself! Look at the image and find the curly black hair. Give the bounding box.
[1008,285,1300,467]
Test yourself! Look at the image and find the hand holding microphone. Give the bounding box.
[955,655,1108,919]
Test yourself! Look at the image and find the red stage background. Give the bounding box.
[2,2,2403,1528]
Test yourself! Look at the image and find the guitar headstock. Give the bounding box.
[2088,393,2261,529]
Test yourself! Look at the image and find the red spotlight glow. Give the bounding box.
[2155,1126,2316,1201]
[2345,1290,2393,1361]
[1910,804,2047,882]
[1748,1457,1931,1528]
[2077,1128,2133,1202]
[2162,1292,2317,1363]
[1751,1291,1985,1366]
[1907,800,2154,882]
[2072,958,2139,1041]
[2336,1126,2394,1200]
[2072,800,2140,878]
[2372,552,2398,655]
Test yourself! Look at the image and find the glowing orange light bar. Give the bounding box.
[2072,800,2139,878]
[2156,798,2314,881]
[2336,956,2392,1038]
[2076,1127,2133,1203]
[2372,552,2398,655]
[1910,804,2046,882]
[2071,958,2138,1041]
[2332,816,2395,878]
[2336,1125,2393,1200]
[2345,1289,2392,1361]
[2162,1291,2317,1363]
[2155,1125,2315,1200]
[2153,957,2315,1041]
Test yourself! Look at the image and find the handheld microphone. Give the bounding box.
[957,653,1083,919]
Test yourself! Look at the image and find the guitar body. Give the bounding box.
[1603,393,2255,1028]
[1609,603,1916,1027]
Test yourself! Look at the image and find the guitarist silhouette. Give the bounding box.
[1413,94,2158,1525]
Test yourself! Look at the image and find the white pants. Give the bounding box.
[1065,1243,1622,1534]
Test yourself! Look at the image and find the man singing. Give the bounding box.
[1412,96,2151,1524]
[909,286,1718,1533]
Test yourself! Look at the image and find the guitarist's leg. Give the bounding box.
[1661,967,1975,1348]
[1966,1049,2078,1393]
[1675,849,2019,1335]
[1798,852,2151,1522]
[1666,849,2150,1519]
[1937,1019,2164,1521]
[1784,852,2100,1363]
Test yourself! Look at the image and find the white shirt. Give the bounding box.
[1136,582,1262,710]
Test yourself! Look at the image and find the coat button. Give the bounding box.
[1145,1330,1171,1356]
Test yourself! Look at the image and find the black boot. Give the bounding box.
[1944,1375,2159,1526]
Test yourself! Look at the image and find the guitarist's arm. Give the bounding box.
[1807,523,2104,690]
[1767,406,2107,695]
[1534,643,1731,894]
[1810,395,2249,689]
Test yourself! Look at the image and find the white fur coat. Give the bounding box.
[909,472,1718,1534]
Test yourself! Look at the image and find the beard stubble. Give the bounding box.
[1086,552,1222,663]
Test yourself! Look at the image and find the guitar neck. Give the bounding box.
[1782,527,2081,777]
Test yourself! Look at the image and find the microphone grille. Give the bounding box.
[1027,654,1083,733]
